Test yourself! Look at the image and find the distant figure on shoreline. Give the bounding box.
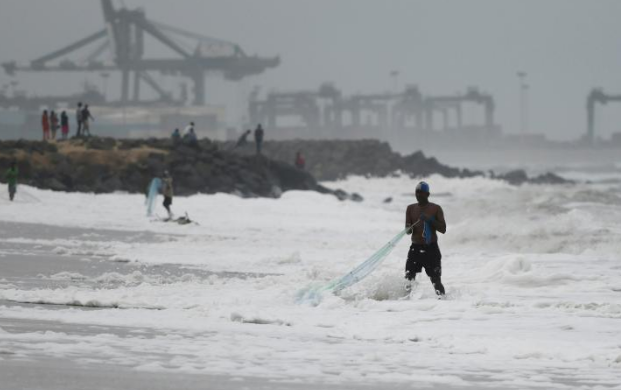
[183,122,195,137]
[294,150,305,169]
[254,124,264,154]
[41,110,50,141]
[171,128,181,144]
[5,160,18,201]
[183,127,197,146]
[81,104,94,137]
[50,110,59,140]
[161,171,174,219]
[60,111,69,140]
[76,102,83,137]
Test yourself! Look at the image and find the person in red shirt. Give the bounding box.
[404,181,447,297]
[41,110,50,141]
[294,150,305,169]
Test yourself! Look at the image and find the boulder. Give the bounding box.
[531,172,573,185]
[42,177,67,192]
[497,170,529,185]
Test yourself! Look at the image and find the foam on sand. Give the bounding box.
[1,174,621,388]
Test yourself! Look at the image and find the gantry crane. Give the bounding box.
[423,88,494,131]
[2,0,279,105]
[586,89,621,145]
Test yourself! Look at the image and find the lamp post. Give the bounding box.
[390,70,400,94]
[517,71,528,136]
[100,72,110,102]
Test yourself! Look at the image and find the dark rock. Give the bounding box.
[43,177,67,191]
[0,155,12,169]
[350,193,364,202]
[271,185,283,198]
[497,170,529,185]
[146,152,166,175]
[1,138,510,200]
[333,189,349,201]
[531,172,573,185]
[229,139,482,182]
[495,169,572,185]
[100,176,123,192]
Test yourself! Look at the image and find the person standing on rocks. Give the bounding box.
[76,102,83,137]
[50,110,59,140]
[81,104,94,137]
[5,160,18,201]
[171,128,181,144]
[183,122,195,137]
[254,124,264,154]
[60,111,69,140]
[295,150,305,169]
[161,171,174,219]
[404,181,447,298]
[41,110,50,141]
[183,127,198,146]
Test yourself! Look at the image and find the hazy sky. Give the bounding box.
[1,0,621,140]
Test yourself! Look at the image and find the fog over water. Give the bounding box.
[2,0,621,141]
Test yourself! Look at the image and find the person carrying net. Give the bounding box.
[404,181,447,297]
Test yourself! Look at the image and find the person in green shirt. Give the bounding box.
[5,161,18,201]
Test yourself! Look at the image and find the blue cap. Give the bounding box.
[416,181,430,193]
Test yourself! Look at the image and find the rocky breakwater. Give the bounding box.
[231,139,482,181]
[228,139,573,185]
[0,138,345,198]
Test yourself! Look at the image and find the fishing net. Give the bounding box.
[296,226,410,304]
[145,178,162,216]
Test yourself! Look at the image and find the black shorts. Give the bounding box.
[163,196,172,207]
[405,243,442,280]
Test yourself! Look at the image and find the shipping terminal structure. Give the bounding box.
[1,1,620,149]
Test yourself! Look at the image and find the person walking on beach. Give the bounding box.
[50,110,59,140]
[41,110,50,140]
[60,111,69,140]
[404,181,447,297]
[76,102,83,137]
[5,160,18,201]
[254,124,264,154]
[81,104,94,136]
[161,171,174,219]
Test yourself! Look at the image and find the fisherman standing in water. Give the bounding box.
[161,171,174,219]
[405,181,447,297]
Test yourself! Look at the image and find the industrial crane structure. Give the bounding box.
[586,88,621,145]
[423,88,495,132]
[249,83,341,131]
[2,0,279,106]
[249,84,498,141]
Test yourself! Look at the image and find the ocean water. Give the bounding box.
[0,173,620,388]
